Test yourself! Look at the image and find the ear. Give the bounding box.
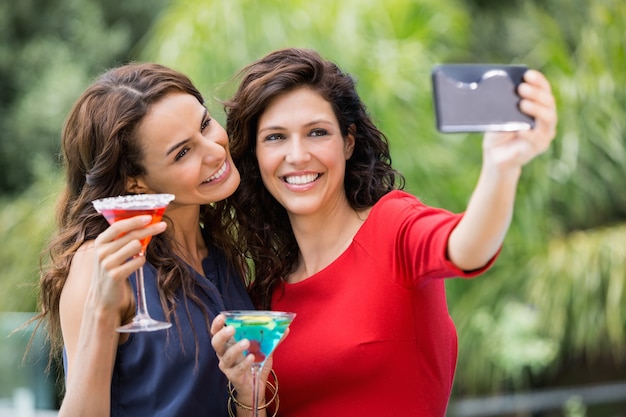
[344,124,356,159]
[126,176,150,194]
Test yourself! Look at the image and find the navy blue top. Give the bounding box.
[64,234,254,417]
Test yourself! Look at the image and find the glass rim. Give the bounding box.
[92,193,175,210]
[220,310,296,318]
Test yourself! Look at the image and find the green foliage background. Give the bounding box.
[1,0,624,407]
[142,0,626,396]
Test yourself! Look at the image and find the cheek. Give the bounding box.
[176,165,200,183]
[322,147,348,169]
[154,165,197,189]
[258,164,275,188]
[256,156,283,194]
[255,150,275,176]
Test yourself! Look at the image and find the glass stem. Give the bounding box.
[133,264,150,320]
[251,363,261,417]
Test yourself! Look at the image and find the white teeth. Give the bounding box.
[285,174,318,185]
[205,163,227,182]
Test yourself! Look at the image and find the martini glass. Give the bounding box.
[92,193,175,332]
[222,310,296,416]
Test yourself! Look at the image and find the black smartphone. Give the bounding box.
[431,64,534,133]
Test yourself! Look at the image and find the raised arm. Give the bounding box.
[58,216,166,417]
[447,69,557,271]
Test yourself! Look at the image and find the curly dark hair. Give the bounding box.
[223,48,405,309]
[34,63,244,369]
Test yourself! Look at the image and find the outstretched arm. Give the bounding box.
[447,69,557,271]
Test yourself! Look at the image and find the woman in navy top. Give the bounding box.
[36,63,255,416]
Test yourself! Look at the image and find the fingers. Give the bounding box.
[95,216,166,261]
[93,215,167,282]
[211,316,232,355]
[519,72,555,115]
[98,247,145,283]
[97,215,166,249]
[523,69,551,92]
[212,324,251,365]
[518,70,558,135]
[212,326,256,388]
[219,339,254,373]
[211,318,258,388]
[508,69,557,159]
[210,313,226,337]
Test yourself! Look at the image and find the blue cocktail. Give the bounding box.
[222,310,295,416]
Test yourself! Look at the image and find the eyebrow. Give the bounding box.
[258,118,332,135]
[165,108,208,156]
[257,125,283,135]
[165,138,190,157]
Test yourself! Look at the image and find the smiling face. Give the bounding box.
[131,91,240,206]
[255,87,355,218]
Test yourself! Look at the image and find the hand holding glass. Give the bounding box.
[222,310,295,416]
[92,193,175,332]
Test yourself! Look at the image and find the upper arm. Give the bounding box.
[58,241,122,416]
[59,241,96,378]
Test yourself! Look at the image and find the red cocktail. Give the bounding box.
[92,194,175,332]
[98,206,168,253]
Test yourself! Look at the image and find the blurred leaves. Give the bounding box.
[528,225,626,359]
[0,0,167,195]
[0,160,60,311]
[467,301,559,388]
[0,312,54,406]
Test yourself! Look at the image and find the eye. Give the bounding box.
[201,117,211,131]
[309,128,328,137]
[264,133,286,142]
[175,147,190,161]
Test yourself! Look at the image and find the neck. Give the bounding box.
[288,204,370,283]
[166,204,207,274]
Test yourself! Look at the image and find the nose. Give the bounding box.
[285,136,311,165]
[199,131,227,163]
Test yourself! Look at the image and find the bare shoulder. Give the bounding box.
[62,241,95,296]
[60,241,95,333]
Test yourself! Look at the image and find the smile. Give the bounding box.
[284,173,320,185]
[203,162,228,183]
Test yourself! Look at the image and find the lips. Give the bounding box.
[283,173,320,185]
[202,162,228,183]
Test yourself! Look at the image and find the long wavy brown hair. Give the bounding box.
[223,48,405,309]
[34,63,244,368]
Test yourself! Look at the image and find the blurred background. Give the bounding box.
[0,0,624,416]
